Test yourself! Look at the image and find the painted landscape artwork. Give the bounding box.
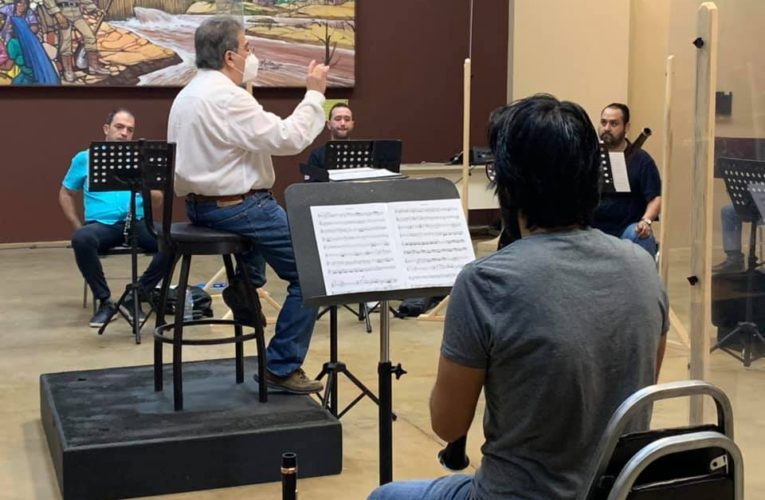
[0,0,355,87]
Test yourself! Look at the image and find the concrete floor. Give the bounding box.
[0,240,762,499]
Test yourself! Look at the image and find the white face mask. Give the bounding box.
[232,52,259,84]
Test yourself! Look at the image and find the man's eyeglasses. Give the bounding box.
[236,41,256,55]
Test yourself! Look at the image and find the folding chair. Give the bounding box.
[581,380,742,500]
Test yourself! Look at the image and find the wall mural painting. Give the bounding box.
[0,0,355,87]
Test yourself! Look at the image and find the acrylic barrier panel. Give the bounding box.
[656,1,765,498]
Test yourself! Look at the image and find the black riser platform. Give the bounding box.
[41,357,342,499]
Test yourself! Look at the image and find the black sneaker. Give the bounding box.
[253,368,323,394]
[89,300,117,328]
[712,258,745,273]
[120,294,146,325]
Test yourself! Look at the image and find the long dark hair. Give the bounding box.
[489,94,600,231]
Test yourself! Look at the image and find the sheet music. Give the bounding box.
[310,199,474,295]
[608,152,631,193]
[328,167,401,182]
[748,183,765,220]
[311,204,406,296]
[389,199,475,288]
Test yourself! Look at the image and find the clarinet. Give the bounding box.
[123,208,133,246]
[281,452,297,500]
[623,127,652,163]
[438,435,470,471]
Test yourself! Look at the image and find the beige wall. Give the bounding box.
[627,0,670,167]
[512,0,631,120]
[713,0,765,139]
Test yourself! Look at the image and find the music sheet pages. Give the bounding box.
[608,152,632,193]
[310,199,475,296]
[328,167,401,182]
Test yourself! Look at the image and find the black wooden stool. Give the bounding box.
[153,226,268,411]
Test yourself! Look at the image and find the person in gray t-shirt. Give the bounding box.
[369,94,668,500]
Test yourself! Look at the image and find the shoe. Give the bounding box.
[89,300,117,328]
[253,368,323,394]
[119,294,146,325]
[223,279,267,328]
[712,258,745,273]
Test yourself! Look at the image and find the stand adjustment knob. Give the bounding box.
[392,363,407,379]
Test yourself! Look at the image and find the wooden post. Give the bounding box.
[689,2,718,424]
[658,55,674,286]
[420,59,472,322]
[659,55,690,350]
[461,58,471,218]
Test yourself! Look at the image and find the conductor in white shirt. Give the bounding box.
[167,15,329,395]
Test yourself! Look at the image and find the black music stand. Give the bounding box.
[301,139,404,183]
[326,139,402,172]
[88,140,170,344]
[285,178,470,484]
[309,139,405,328]
[327,140,402,322]
[710,158,765,366]
[314,305,386,420]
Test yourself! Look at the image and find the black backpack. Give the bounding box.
[396,296,445,317]
[151,286,214,319]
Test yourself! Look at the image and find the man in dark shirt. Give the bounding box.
[307,102,354,168]
[592,103,661,258]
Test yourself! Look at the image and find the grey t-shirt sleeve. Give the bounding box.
[659,284,670,336]
[441,264,493,370]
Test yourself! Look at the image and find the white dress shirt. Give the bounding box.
[167,69,325,196]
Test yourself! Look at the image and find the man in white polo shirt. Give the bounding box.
[168,15,329,394]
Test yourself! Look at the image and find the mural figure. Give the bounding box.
[43,0,109,80]
[10,15,60,83]
[0,14,22,83]
[0,0,40,40]
[0,0,356,87]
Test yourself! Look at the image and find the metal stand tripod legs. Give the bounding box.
[315,306,393,418]
[711,222,765,366]
[97,189,151,343]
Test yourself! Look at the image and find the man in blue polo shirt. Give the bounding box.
[59,109,167,327]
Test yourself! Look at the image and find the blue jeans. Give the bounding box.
[186,192,317,377]
[368,475,473,500]
[620,223,657,258]
[719,203,765,260]
[71,220,168,302]
[721,204,743,258]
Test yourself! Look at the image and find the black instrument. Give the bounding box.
[623,127,652,163]
[281,452,297,500]
[438,436,470,471]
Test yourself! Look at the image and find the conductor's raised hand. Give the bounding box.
[306,60,329,95]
